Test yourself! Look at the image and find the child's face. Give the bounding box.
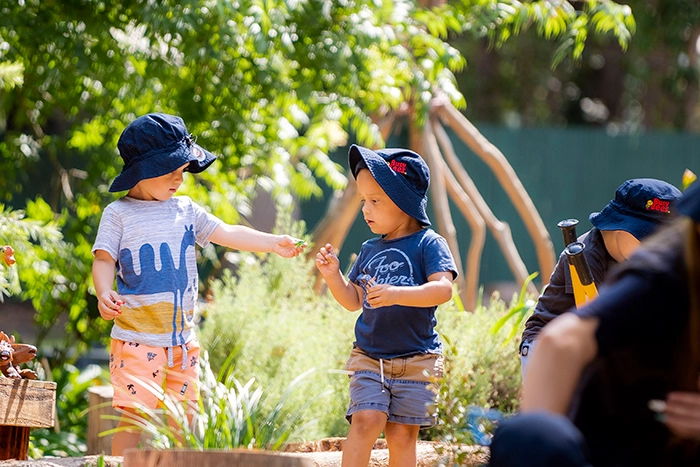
[128,162,189,201]
[356,168,420,239]
[601,229,641,262]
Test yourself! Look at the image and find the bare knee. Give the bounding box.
[350,410,388,434]
[385,422,419,449]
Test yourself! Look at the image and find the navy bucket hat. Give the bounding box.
[676,180,700,223]
[110,113,217,192]
[589,178,682,240]
[349,144,431,226]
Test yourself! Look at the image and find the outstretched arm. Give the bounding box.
[209,223,305,258]
[521,313,599,414]
[315,243,363,311]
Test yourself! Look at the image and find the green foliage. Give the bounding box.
[0,202,64,300]
[104,353,322,451]
[489,271,538,342]
[425,292,526,460]
[198,239,356,439]
[0,60,23,89]
[445,0,635,68]
[0,0,637,388]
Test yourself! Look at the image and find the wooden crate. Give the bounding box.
[0,378,56,428]
[0,378,56,460]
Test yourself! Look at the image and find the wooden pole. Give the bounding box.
[431,118,535,295]
[434,100,555,283]
[420,122,468,308]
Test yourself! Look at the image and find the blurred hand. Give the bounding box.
[664,376,700,440]
[98,290,124,321]
[273,235,306,258]
[315,243,340,277]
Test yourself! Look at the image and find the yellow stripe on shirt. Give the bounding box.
[115,302,195,335]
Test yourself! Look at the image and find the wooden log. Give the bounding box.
[87,385,120,455]
[123,448,316,467]
[0,378,56,460]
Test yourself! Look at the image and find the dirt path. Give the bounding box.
[0,440,489,466]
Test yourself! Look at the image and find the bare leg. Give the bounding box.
[112,407,143,456]
[385,421,420,467]
[341,410,387,467]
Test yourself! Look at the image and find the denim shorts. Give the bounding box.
[344,347,444,428]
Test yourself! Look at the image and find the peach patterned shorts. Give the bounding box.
[109,337,200,410]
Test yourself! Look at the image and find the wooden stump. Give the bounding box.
[123,448,316,467]
[87,385,120,455]
[0,378,56,460]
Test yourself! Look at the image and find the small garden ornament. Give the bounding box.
[0,331,37,379]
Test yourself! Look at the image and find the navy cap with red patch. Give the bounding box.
[349,144,431,226]
[589,178,682,240]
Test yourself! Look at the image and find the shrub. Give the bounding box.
[106,352,320,451]
[199,236,528,444]
[426,288,530,465]
[197,235,358,440]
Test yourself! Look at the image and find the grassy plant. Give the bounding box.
[489,272,539,343]
[102,352,323,451]
[427,288,530,465]
[197,234,357,440]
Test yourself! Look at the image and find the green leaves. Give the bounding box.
[451,0,635,68]
[0,61,24,89]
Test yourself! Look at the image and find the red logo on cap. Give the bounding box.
[646,198,670,213]
[192,146,206,161]
[389,160,407,175]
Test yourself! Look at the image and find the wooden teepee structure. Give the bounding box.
[310,98,555,311]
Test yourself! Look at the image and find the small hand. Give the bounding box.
[364,283,396,308]
[664,383,700,440]
[315,243,340,277]
[98,290,124,321]
[274,235,306,258]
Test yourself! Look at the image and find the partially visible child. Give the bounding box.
[520,178,682,377]
[92,113,305,455]
[315,145,457,467]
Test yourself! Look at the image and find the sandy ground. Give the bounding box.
[0,442,489,467]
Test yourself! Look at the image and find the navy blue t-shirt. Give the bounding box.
[568,226,697,467]
[347,228,458,360]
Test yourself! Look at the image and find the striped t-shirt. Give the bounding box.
[92,196,221,349]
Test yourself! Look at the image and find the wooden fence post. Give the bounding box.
[87,385,120,455]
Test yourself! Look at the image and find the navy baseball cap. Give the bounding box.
[349,144,431,226]
[110,113,216,192]
[676,180,700,222]
[589,178,682,240]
